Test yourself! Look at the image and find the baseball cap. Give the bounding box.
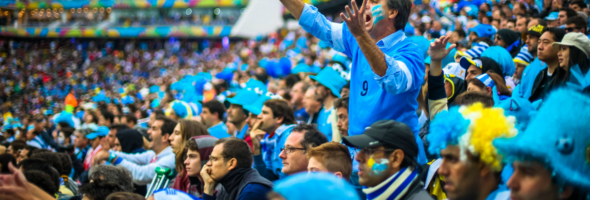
[342,120,418,159]
[459,57,482,70]
[86,126,109,140]
[469,24,497,39]
[552,32,590,58]
[526,24,546,38]
[545,12,559,20]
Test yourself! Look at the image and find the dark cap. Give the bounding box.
[342,120,418,159]
[526,24,546,37]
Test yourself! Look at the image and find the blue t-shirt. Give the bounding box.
[294,107,310,124]
[207,122,231,139]
[316,107,333,141]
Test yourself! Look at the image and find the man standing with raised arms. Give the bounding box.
[279,0,426,163]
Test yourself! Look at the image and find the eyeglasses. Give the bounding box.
[565,27,582,32]
[355,147,397,157]
[280,147,306,154]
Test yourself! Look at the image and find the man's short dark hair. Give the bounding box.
[89,165,134,192]
[185,138,199,152]
[570,1,587,9]
[560,8,578,18]
[203,100,226,121]
[122,114,138,125]
[254,67,269,84]
[263,99,296,125]
[454,29,466,38]
[545,27,566,42]
[453,91,495,107]
[9,140,26,152]
[109,124,129,132]
[156,117,177,137]
[30,152,64,176]
[102,111,115,124]
[79,180,127,200]
[56,153,72,176]
[24,170,58,195]
[387,0,413,31]
[22,145,39,157]
[215,137,253,168]
[18,158,60,191]
[334,97,349,110]
[534,18,548,27]
[565,16,588,32]
[292,124,328,150]
[284,74,301,88]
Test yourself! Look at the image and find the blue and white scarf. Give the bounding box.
[363,167,419,200]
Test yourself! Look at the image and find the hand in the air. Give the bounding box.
[429,36,456,61]
[341,0,370,37]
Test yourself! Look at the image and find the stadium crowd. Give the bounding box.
[0,0,590,198]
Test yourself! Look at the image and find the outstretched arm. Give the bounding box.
[280,0,305,20]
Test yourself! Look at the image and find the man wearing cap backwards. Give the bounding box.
[493,89,590,200]
[426,103,517,200]
[280,0,428,165]
[310,67,347,141]
[342,120,431,200]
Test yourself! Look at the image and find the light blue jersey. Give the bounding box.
[207,122,231,139]
[299,4,427,164]
[316,107,333,140]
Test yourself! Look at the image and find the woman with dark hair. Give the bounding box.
[554,32,590,88]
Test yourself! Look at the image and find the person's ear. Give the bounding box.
[388,9,399,20]
[388,149,405,170]
[486,87,493,95]
[228,158,238,170]
[559,186,574,199]
[162,133,170,143]
[478,161,493,178]
[333,172,343,179]
[276,116,284,125]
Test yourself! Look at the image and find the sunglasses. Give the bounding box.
[565,27,582,32]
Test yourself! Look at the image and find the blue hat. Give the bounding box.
[151,98,161,108]
[459,57,482,70]
[86,126,109,140]
[465,4,479,17]
[332,53,351,69]
[456,41,490,59]
[215,68,235,82]
[292,63,313,74]
[55,111,76,128]
[166,100,194,119]
[274,172,361,200]
[152,188,200,200]
[493,89,590,190]
[243,95,272,115]
[545,12,559,20]
[226,88,261,106]
[310,67,348,98]
[513,45,534,66]
[244,79,268,94]
[475,73,495,88]
[496,97,540,131]
[482,46,516,76]
[469,24,497,39]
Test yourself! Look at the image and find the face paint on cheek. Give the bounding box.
[367,156,389,175]
[371,5,385,25]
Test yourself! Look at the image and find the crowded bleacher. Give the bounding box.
[0,0,590,199]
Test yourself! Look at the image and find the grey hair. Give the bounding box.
[386,0,412,31]
[89,165,134,192]
[76,128,94,139]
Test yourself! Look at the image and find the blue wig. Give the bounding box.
[426,106,470,155]
[482,46,515,77]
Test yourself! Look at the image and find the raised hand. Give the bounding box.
[340,0,369,37]
[100,137,111,151]
[429,36,456,61]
